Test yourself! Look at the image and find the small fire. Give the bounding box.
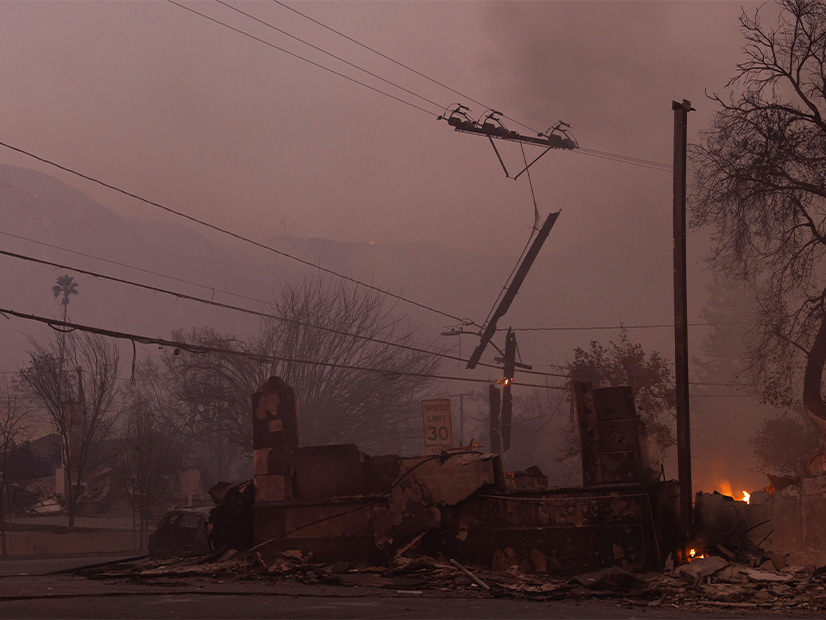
[688,548,706,561]
[716,480,751,503]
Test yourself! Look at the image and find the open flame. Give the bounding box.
[717,480,750,503]
[688,548,706,561]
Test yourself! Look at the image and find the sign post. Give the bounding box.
[421,399,453,455]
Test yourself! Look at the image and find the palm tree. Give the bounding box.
[52,275,79,323]
[52,275,79,410]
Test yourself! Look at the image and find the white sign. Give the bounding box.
[422,398,453,453]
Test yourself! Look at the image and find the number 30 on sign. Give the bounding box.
[421,399,453,454]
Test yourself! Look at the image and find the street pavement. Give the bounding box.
[0,557,814,619]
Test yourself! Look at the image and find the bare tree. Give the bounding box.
[261,278,440,453]
[691,0,826,447]
[0,377,31,555]
[116,359,185,548]
[167,278,442,458]
[19,332,119,528]
[164,327,269,465]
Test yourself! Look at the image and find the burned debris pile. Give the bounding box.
[119,377,826,612]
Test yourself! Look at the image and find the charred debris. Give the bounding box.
[82,376,826,613]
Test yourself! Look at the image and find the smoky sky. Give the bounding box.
[0,0,777,493]
[0,0,762,256]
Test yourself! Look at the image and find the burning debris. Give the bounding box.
[694,474,826,570]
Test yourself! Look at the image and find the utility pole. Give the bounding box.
[458,393,469,446]
[672,99,694,536]
[500,328,517,451]
[489,384,501,454]
[466,211,559,370]
[442,392,474,446]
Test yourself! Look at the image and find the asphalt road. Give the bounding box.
[0,557,816,619]
[0,576,772,619]
[0,553,143,576]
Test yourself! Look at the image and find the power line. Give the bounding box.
[215,0,445,113]
[0,306,566,390]
[269,0,539,135]
[0,247,567,379]
[507,322,740,332]
[179,0,673,177]
[0,229,272,310]
[166,0,438,117]
[574,147,672,172]
[0,139,478,328]
[0,234,739,380]
[0,229,570,379]
[270,0,673,173]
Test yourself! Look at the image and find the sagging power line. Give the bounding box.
[269,0,671,173]
[0,247,567,380]
[0,306,567,391]
[166,0,440,117]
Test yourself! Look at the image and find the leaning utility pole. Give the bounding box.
[672,99,693,536]
[466,211,559,370]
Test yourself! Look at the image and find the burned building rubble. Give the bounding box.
[693,470,826,569]
[247,376,680,574]
[102,376,826,614]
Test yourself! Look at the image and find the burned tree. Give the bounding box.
[19,332,119,528]
[168,278,441,458]
[691,0,826,449]
[260,278,440,453]
[164,327,269,483]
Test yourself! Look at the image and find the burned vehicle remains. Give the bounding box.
[148,508,211,559]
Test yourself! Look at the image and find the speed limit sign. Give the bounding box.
[421,399,453,454]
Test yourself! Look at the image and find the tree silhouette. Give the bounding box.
[20,333,119,529]
[52,275,78,322]
[691,0,826,445]
[567,328,676,454]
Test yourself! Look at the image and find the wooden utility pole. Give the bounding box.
[672,99,693,535]
[500,328,516,451]
[466,211,559,370]
[489,384,501,454]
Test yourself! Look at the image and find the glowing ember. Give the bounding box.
[687,548,706,561]
[742,490,750,504]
